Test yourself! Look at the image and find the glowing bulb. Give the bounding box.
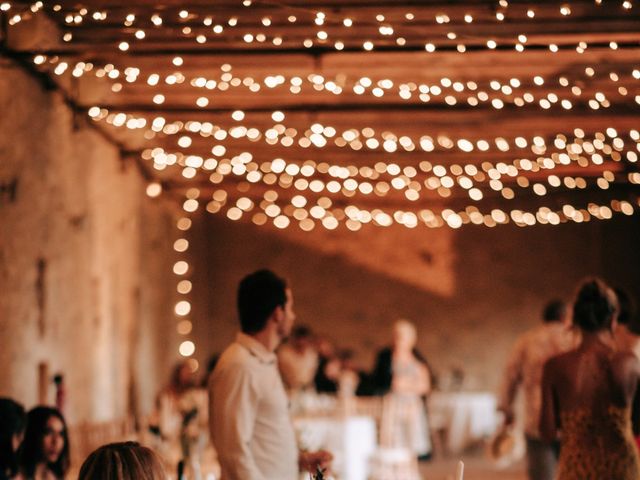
[179,341,195,357]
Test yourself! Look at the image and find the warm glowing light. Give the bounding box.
[175,300,191,316]
[179,341,196,357]
[146,182,162,197]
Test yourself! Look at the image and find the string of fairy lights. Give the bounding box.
[5,0,638,53]
[4,0,639,363]
[171,184,640,231]
[92,106,640,157]
[169,205,198,364]
[31,56,640,111]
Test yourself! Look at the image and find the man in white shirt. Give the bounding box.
[209,269,331,480]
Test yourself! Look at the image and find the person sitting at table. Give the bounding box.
[278,325,319,393]
[18,407,70,480]
[372,319,433,460]
[152,360,204,441]
[0,398,26,480]
[540,278,640,480]
[78,442,166,480]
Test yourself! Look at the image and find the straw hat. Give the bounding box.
[487,426,525,468]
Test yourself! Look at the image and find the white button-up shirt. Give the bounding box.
[209,333,298,480]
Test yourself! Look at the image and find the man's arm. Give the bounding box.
[497,338,525,426]
[209,364,265,480]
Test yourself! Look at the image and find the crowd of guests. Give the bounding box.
[2,270,639,480]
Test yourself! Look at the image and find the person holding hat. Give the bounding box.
[498,300,576,480]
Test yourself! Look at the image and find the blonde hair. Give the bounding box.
[78,442,166,480]
[394,319,417,343]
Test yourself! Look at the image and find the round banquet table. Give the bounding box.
[293,414,377,480]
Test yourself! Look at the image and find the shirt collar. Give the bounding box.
[236,332,277,364]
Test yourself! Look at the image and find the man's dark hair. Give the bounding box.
[237,269,287,334]
[542,299,567,323]
[614,287,640,334]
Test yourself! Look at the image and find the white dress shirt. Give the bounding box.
[209,333,298,480]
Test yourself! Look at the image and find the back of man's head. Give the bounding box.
[542,299,567,323]
[614,287,639,334]
[237,269,287,334]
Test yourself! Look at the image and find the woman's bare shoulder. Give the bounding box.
[612,349,640,373]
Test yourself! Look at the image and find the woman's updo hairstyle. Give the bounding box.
[573,278,618,332]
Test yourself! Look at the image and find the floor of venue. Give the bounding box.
[420,456,525,480]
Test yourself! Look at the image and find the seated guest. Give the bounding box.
[78,442,166,480]
[0,398,26,480]
[152,360,202,440]
[373,320,432,459]
[209,269,331,479]
[541,278,640,479]
[278,325,319,392]
[314,337,339,393]
[18,407,69,480]
[335,349,369,397]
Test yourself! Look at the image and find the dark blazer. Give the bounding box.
[370,346,433,395]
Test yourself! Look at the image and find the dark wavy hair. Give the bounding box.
[19,406,70,479]
[0,398,26,477]
[573,278,619,332]
[542,299,567,323]
[78,442,166,480]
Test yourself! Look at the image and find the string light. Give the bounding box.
[196,185,640,231]
[173,190,199,363]
[16,1,638,55]
[10,1,639,236]
[92,108,640,159]
[37,57,640,114]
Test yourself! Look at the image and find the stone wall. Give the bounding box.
[188,212,640,392]
[0,61,176,423]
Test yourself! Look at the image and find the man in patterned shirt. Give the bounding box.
[498,300,576,480]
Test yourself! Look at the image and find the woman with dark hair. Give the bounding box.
[78,442,166,480]
[18,407,69,480]
[541,278,640,479]
[0,398,26,480]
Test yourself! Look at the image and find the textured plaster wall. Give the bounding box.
[0,62,176,423]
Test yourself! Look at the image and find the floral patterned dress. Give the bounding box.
[556,405,640,480]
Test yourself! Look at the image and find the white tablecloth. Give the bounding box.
[294,415,376,480]
[428,392,497,454]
